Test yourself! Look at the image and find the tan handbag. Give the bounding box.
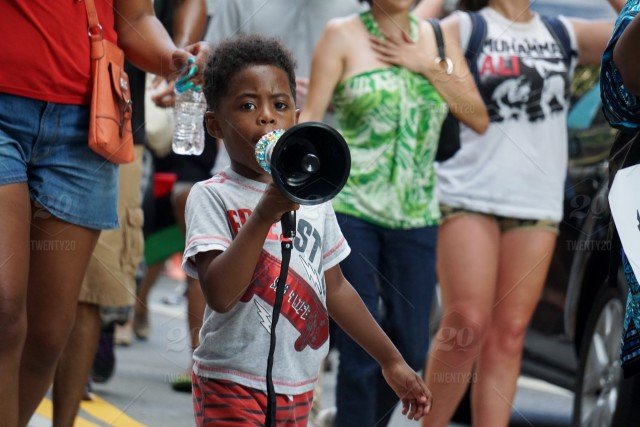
[83,0,134,164]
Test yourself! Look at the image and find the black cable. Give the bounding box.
[265,212,296,427]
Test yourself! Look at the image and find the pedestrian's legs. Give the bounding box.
[52,303,101,427]
[423,214,500,427]
[472,229,556,427]
[374,225,438,426]
[333,214,381,427]
[18,209,100,427]
[133,261,164,339]
[0,183,31,427]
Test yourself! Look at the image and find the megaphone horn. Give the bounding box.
[255,121,351,206]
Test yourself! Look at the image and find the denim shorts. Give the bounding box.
[0,93,118,229]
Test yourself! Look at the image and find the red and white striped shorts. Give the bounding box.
[192,373,314,426]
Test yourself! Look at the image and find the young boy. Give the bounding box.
[182,35,432,426]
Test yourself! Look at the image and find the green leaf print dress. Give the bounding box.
[331,11,447,229]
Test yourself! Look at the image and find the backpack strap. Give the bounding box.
[465,12,488,84]
[541,16,577,70]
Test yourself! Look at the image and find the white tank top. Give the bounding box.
[436,8,578,222]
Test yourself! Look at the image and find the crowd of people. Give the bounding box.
[1,0,638,426]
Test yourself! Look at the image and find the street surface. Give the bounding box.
[30,273,574,427]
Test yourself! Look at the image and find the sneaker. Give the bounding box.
[92,323,116,383]
[82,379,94,401]
[314,407,336,427]
[115,324,133,346]
[171,373,192,393]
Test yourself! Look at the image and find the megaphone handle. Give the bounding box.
[281,211,296,239]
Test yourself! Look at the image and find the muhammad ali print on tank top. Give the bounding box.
[436,8,578,222]
[478,27,572,123]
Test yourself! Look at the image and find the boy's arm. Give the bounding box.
[325,265,402,367]
[325,265,432,420]
[195,183,299,313]
[195,215,272,313]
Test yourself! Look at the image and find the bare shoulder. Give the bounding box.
[325,14,362,39]
[319,14,362,53]
[417,20,438,50]
[440,12,462,41]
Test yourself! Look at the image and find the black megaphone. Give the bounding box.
[255,121,351,210]
[254,122,351,427]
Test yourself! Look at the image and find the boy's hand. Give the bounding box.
[382,359,432,421]
[253,183,300,225]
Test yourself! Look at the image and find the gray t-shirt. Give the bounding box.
[182,168,350,395]
[205,0,362,78]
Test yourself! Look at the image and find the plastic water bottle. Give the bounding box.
[172,88,206,155]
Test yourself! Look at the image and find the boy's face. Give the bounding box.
[206,64,299,181]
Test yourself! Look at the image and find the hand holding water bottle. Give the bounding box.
[172,57,206,155]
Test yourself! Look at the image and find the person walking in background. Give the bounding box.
[300,0,488,425]
[111,0,212,394]
[0,2,208,426]
[416,0,624,425]
[49,0,207,423]
[601,0,640,379]
[185,34,431,427]
[51,146,146,427]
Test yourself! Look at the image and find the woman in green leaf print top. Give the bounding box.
[300,0,488,425]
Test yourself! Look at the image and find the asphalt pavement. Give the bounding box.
[30,273,574,427]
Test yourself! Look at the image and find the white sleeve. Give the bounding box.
[204,0,243,45]
[182,182,233,278]
[321,204,351,271]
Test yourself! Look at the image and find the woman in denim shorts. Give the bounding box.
[0,2,208,425]
[406,0,624,425]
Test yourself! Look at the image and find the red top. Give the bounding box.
[0,1,118,105]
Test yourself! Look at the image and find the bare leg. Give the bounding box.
[18,204,100,427]
[52,303,101,427]
[472,229,557,427]
[132,262,164,339]
[136,262,165,311]
[422,214,500,427]
[0,183,31,427]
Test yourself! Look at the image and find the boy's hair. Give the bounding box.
[204,35,297,111]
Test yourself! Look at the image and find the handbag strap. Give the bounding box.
[83,0,102,38]
[427,18,453,75]
[82,0,105,59]
[427,18,445,62]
